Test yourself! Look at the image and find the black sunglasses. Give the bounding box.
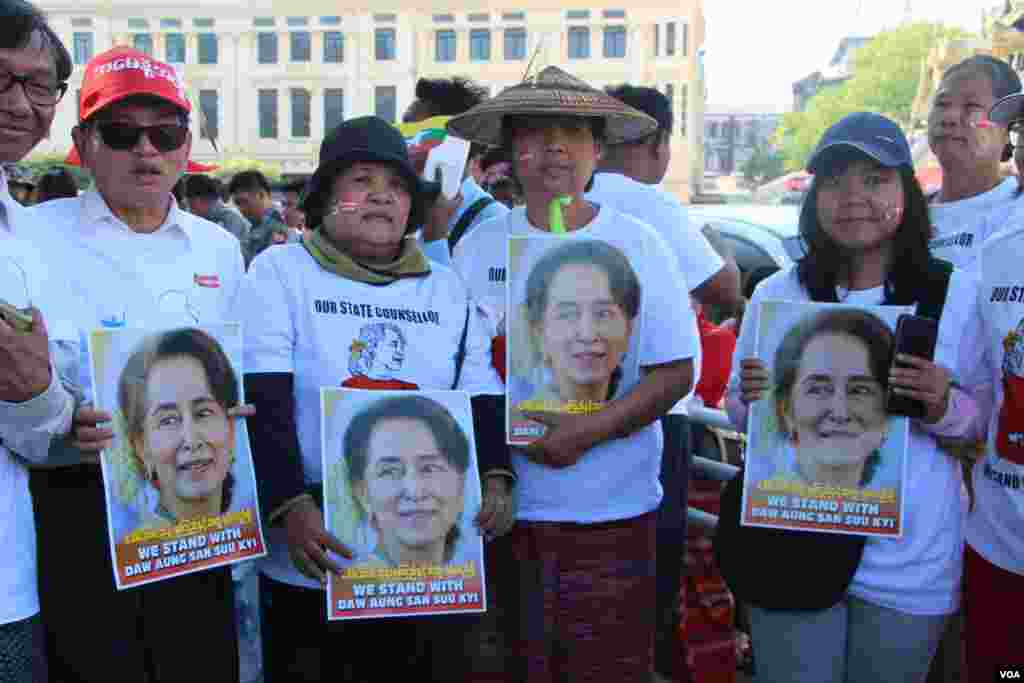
[95,122,188,152]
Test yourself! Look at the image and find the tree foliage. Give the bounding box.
[211,157,283,183]
[741,144,787,185]
[775,22,970,171]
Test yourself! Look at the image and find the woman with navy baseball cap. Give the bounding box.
[716,112,990,683]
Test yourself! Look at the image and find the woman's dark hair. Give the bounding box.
[773,308,892,485]
[797,163,932,302]
[119,328,239,513]
[500,114,607,192]
[605,84,673,144]
[343,395,471,559]
[524,239,640,327]
[34,167,77,202]
[1,0,72,82]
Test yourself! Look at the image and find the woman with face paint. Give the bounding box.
[927,55,1021,269]
[948,88,1024,683]
[237,116,514,683]
[721,112,990,683]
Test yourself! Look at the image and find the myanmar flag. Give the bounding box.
[397,115,451,176]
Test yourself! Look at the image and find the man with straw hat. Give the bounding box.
[448,66,701,682]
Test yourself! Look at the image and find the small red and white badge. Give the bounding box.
[194,273,221,288]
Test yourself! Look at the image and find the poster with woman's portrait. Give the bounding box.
[743,301,911,538]
[506,236,644,445]
[321,388,486,621]
[88,324,266,590]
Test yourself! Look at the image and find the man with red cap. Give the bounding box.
[28,46,244,682]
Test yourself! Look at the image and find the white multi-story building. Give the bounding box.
[38,0,705,198]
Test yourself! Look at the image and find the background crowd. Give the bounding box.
[0,0,1022,682]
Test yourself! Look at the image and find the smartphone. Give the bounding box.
[886,314,939,418]
[0,300,32,332]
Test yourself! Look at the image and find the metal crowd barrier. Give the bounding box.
[683,405,741,533]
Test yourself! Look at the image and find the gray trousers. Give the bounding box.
[747,594,948,683]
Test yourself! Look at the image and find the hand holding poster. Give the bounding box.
[89,324,266,589]
[741,302,910,538]
[506,235,643,444]
[321,388,486,620]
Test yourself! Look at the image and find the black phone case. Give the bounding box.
[886,314,939,419]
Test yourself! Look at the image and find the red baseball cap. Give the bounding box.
[78,46,191,123]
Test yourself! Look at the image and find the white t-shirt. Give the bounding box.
[586,171,724,291]
[587,172,716,410]
[30,191,246,465]
[0,179,77,624]
[725,265,986,615]
[929,177,1018,269]
[455,205,700,524]
[237,243,502,589]
[969,226,1024,576]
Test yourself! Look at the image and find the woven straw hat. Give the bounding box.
[446,66,658,146]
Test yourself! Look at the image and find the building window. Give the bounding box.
[433,14,454,22]
[375,86,396,123]
[72,33,93,65]
[666,22,675,56]
[375,28,396,60]
[193,18,215,28]
[468,13,490,22]
[165,33,185,63]
[653,24,659,56]
[198,33,218,64]
[566,10,590,19]
[324,88,344,132]
[291,88,310,137]
[709,121,718,138]
[470,29,491,61]
[253,17,275,27]
[504,28,526,60]
[257,33,278,64]
[679,84,688,135]
[665,83,674,110]
[603,9,625,18]
[568,27,590,59]
[160,18,181,29]
[71,17,93,27]
[291,31,311,62]
[133,33,153,56]
[199,90,218,140]
[503,12,525,21]
[324,31,344,63]
[681,22,688,56]
[286,17,309,27]
[320,16,341,26]
[374,13,397,22]
[435,30,456,63]
[259,89,278,138]
[603,26,626,58]
[127,18,149,29]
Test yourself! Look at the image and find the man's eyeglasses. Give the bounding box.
[95,123,189,153]
[0,67,66,106]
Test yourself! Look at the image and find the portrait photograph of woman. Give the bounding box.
[321,388,485,620]
[89,324,265,589]
[506,236,643,445]
[742,301,911,537]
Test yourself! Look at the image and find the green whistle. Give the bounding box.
[548,195,572,235]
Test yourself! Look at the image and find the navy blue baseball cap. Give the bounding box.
[806,112,912,175]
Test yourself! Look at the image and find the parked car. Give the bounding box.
[689,204,803,274]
